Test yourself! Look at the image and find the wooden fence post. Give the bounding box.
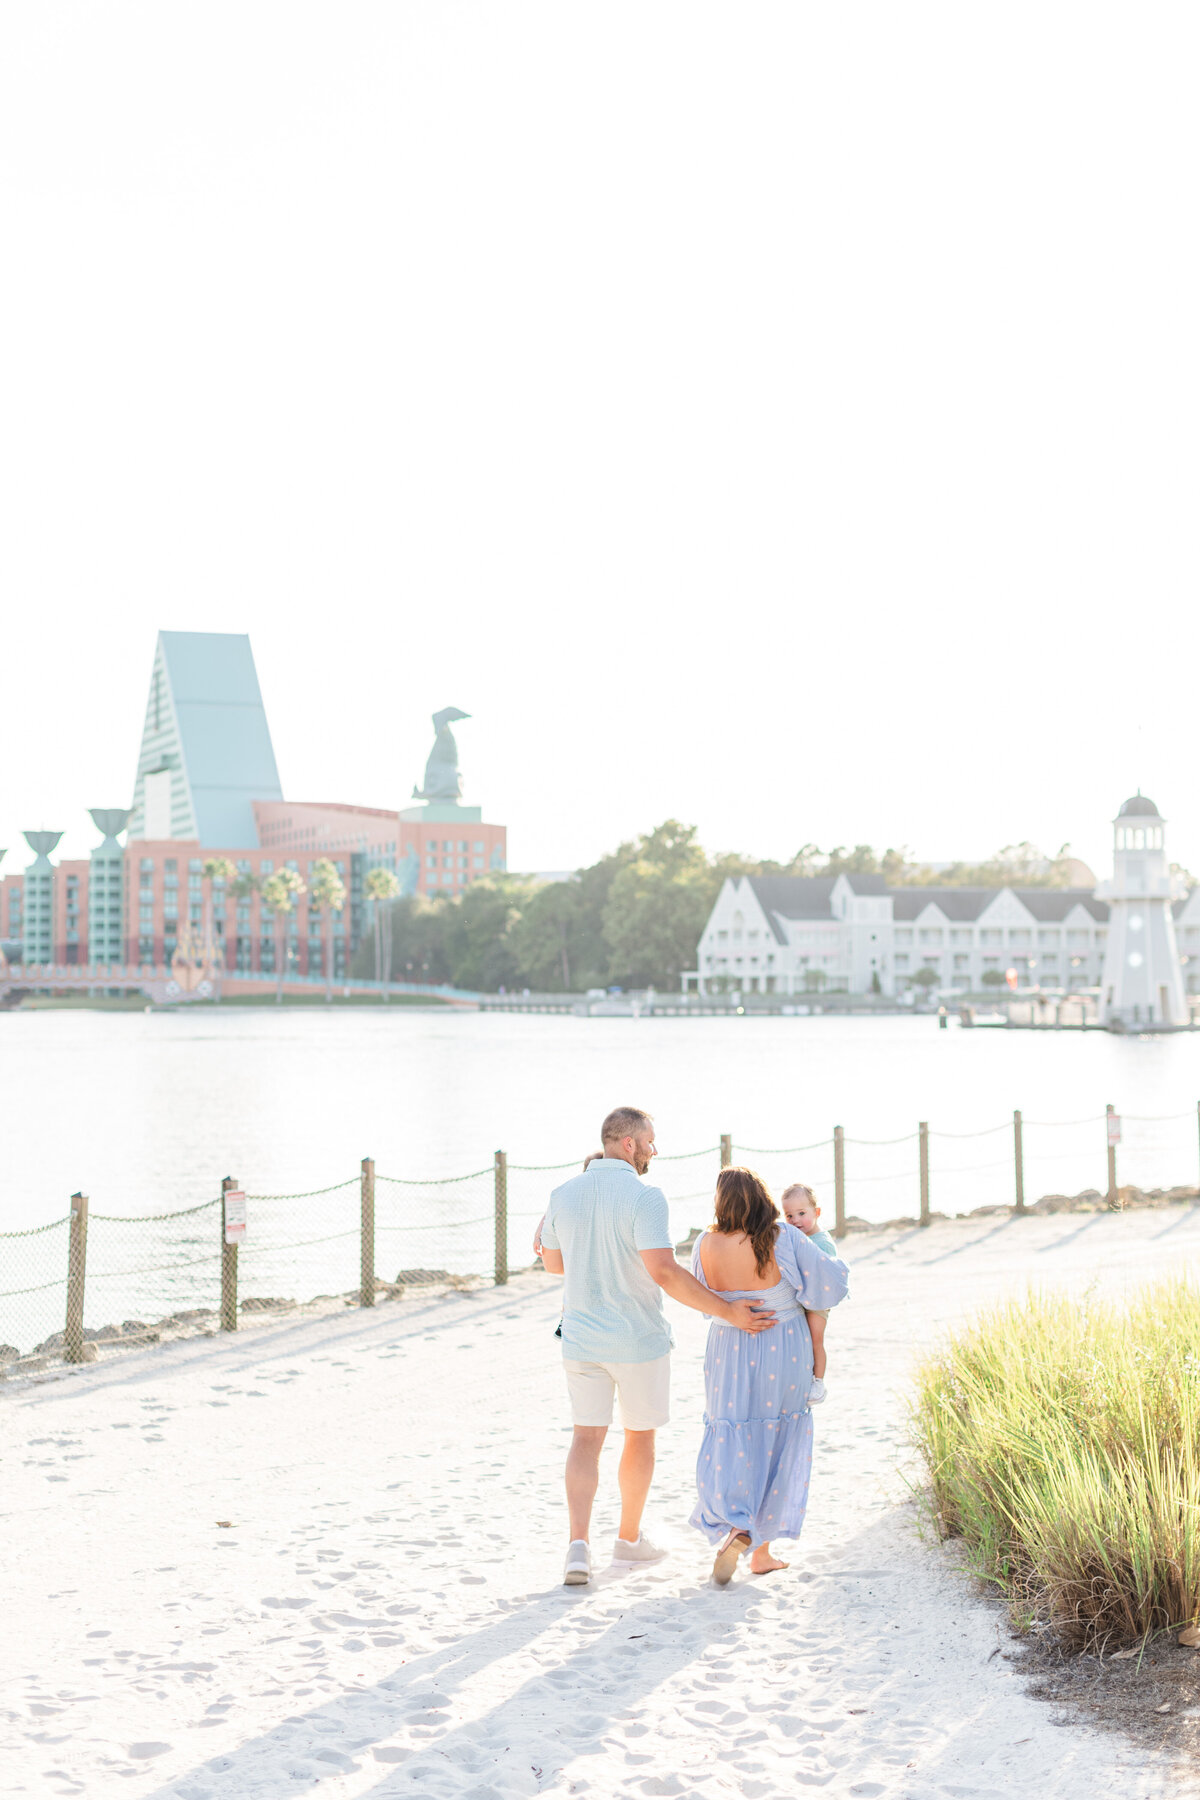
[833,1126,846,1238]
[1106,1104,1119,1208]
[360,1156,375,1307]
[65,1192,89,1363]
[919,1122,930,1227]
[220,1175,239,1331]
[494,1151,508,1286]
[720,1134,732,1169]
[1013,1109,1025,1214]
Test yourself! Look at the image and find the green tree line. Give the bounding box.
[351,823,1093,995]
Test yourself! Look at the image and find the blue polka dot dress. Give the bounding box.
[689,1223,850,1547]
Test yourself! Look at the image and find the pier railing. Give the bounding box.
[3,1103,1199,1371]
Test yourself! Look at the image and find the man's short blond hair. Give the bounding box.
[600,1106,654,1144]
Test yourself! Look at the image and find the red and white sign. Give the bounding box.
[224,1190,247,1244]
[1106,1114,1122,1147]
[1005,967,1019,990]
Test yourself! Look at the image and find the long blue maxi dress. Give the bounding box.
[689,1223,850,1546]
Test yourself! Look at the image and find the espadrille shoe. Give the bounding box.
[712,1529,751,1586]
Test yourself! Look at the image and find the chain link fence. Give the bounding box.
[3,1105,1198,1372]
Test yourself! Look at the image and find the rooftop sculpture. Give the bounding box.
[24,831,63,865]
[412,707,470,803]
[89,808,132,843]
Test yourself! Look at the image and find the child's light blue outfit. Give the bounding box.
[806,1226,843,1320]
[689,1222,850,1547]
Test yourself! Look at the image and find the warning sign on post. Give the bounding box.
[1107,1114,1122,1147]
[224,1190,247,1244]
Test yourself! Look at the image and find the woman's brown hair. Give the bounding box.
[711,1166,780,1276]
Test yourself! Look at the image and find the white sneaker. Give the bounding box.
[808,1377,827,1405]
[563,1540,591,1586]
[612,1533,668,1566]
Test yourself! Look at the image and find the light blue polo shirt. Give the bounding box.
[540,1158,675,1364]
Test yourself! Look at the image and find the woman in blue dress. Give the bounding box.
[690,1166,850,1582]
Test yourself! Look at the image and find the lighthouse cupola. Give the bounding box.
[1111,793,1169,898]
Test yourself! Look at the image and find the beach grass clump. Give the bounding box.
[912,1280,1200,1652]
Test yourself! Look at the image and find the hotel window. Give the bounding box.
[443,841,452,851]
[426,840,437,851]
[474,841,484,852]
[260,860,274,875]
[1008,930,1031,946]
[426,856,436,869]
[918,929,943,945]
[189,859,203,873]
[895,955,910,970]
[980,928,1002,946]
[895,928,913,945]
[165,860,177,875]
[458,856,468,869]
[457,840,467,851]
[140,858,154,872]
[473,856,483,868]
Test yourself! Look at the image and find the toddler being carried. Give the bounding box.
[780,1182,845,1405]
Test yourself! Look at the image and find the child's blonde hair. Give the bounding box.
[781,1182,818,1208]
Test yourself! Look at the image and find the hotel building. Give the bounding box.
[688,796,1200,1009]
[0,631,506,975]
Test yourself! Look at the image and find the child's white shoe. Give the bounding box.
[808,1377,827,1405]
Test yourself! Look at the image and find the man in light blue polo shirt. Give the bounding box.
[539,1105,775,1586]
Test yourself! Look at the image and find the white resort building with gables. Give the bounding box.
[686,795,1200,1013]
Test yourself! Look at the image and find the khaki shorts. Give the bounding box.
[564,1354,671,1430]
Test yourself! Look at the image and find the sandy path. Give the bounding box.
[4,1205,1200,1800]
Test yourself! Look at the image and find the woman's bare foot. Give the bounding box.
[750,1549,789,1575]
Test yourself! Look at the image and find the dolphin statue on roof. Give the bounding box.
[413,707,470,802]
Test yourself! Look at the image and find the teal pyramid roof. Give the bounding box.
[128,632,282,847]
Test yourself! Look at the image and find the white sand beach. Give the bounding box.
[5,1205,1200,1800]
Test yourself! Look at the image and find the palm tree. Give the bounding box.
[230,871,260,975]
[202,857,237,992]
[309,858,347,1003]
[261,868,306,1004]
[364,866,402,1000]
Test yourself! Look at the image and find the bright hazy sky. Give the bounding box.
[1,6,1197,882]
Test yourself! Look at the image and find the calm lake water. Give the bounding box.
[3,1006,1199,1350]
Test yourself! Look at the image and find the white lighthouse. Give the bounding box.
[1097,794,1188,1028]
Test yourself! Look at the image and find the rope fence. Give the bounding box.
[4,1101,1200,1371]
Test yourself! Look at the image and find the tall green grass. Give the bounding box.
[912,1280,1200,1650]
